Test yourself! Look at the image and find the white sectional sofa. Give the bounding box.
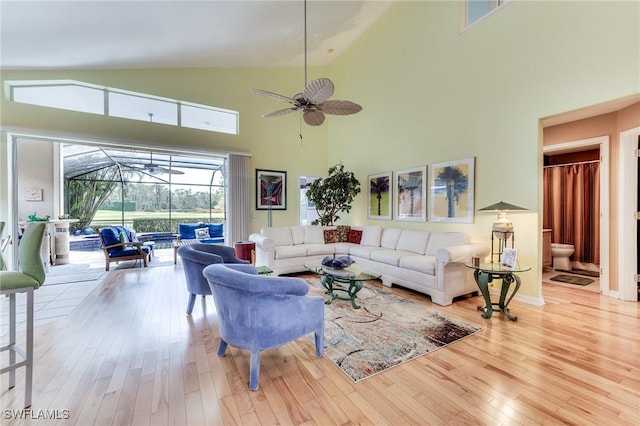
[249,225,489,306]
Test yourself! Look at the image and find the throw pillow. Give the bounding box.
[323,229,339,244]
[194,227,210,239]
[347,229,363,244]
[119,231,128,244]
[207,223,224,238]
[336,225,351,242]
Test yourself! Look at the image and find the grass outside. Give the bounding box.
[92,210,224,221]
[85,210,225,232]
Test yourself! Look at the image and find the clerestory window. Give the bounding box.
[464,0,510,28]
[5,80,239,135]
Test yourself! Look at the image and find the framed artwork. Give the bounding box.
[256,169,287,210]
[368,171,392,220]
[429,157,475,223]
[394,166,427,221]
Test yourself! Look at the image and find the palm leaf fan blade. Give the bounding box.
[320,100,363,116]
[303,78,334,104]
[251,88,299,106]
[303,110,326,126]
[262,108,299,118]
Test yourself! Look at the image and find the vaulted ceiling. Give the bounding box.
[1,0,394,69]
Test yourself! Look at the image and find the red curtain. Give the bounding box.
[543,162,600,264]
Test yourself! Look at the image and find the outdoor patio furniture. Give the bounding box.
[98,227,151,271]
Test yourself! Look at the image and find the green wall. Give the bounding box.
[1,1,638,302]
[324,0,639,301]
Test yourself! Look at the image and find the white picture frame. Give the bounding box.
[429,157,475,223]
[501,248,518,269]
[394,166,427,222]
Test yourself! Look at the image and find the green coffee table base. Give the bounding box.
[321,275,363,309]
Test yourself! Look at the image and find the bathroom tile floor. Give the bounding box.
[542,268,600,293]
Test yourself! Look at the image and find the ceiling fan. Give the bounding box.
[252,0,362,126]
[132,152,184,175]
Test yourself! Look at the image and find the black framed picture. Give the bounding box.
[256,169,287,210]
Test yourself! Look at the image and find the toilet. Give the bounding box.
[551,243,575,270]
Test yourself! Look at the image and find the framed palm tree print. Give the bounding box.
[429,157,475,223]
[394,166,427,221]
[368,171,392,220]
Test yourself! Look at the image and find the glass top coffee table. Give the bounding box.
[305,261,380,309]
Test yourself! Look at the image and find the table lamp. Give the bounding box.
[477,201,528,262]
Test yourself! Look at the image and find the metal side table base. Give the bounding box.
[468,262,529,321]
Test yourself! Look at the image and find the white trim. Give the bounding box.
[544,135,610,295]
[618,126,640,301]
[1,126,251,158]
[4,79,239,135]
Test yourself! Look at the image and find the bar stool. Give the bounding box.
[0,222,46,408]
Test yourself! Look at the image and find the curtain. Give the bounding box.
[228,154,250,244]
[543,162,600,264]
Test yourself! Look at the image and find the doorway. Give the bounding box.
[618,126,640,301]
[11,135,228,270]
[299,175,319,226]
[543,136,610,294]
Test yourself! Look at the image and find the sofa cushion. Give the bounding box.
[330,242,354,255]
[370,249,416,266]
[336,225,350,242]
[347,229,362,244]
[101,227,121,248]
[262,227,294,246]
[304,226,325,244]
[113,226,133,242]
[207,223,224,238]
[349,245,385,259]
[304,244,335,256]
[179,223,201,240]
[425,232,470,255]
[396,230,430,254]
[108,247,144,259]
[291,226,305,245]
[380,227,402,249]
[399,255,436,275]
[359,225,382,247]
[274,245,307,259]
[324,229,339,244]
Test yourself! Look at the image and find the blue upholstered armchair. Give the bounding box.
[178,243,249,314]
[202,263,325,391]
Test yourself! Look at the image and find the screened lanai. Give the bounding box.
[63,144,227,244]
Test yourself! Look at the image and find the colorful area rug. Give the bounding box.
[550,274,594,285]
[306,278,481,383]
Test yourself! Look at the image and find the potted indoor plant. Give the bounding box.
[306,163,361,226]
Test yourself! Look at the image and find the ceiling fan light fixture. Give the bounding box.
[251,0,362,126]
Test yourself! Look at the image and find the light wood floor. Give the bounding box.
[1,263,638,425]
